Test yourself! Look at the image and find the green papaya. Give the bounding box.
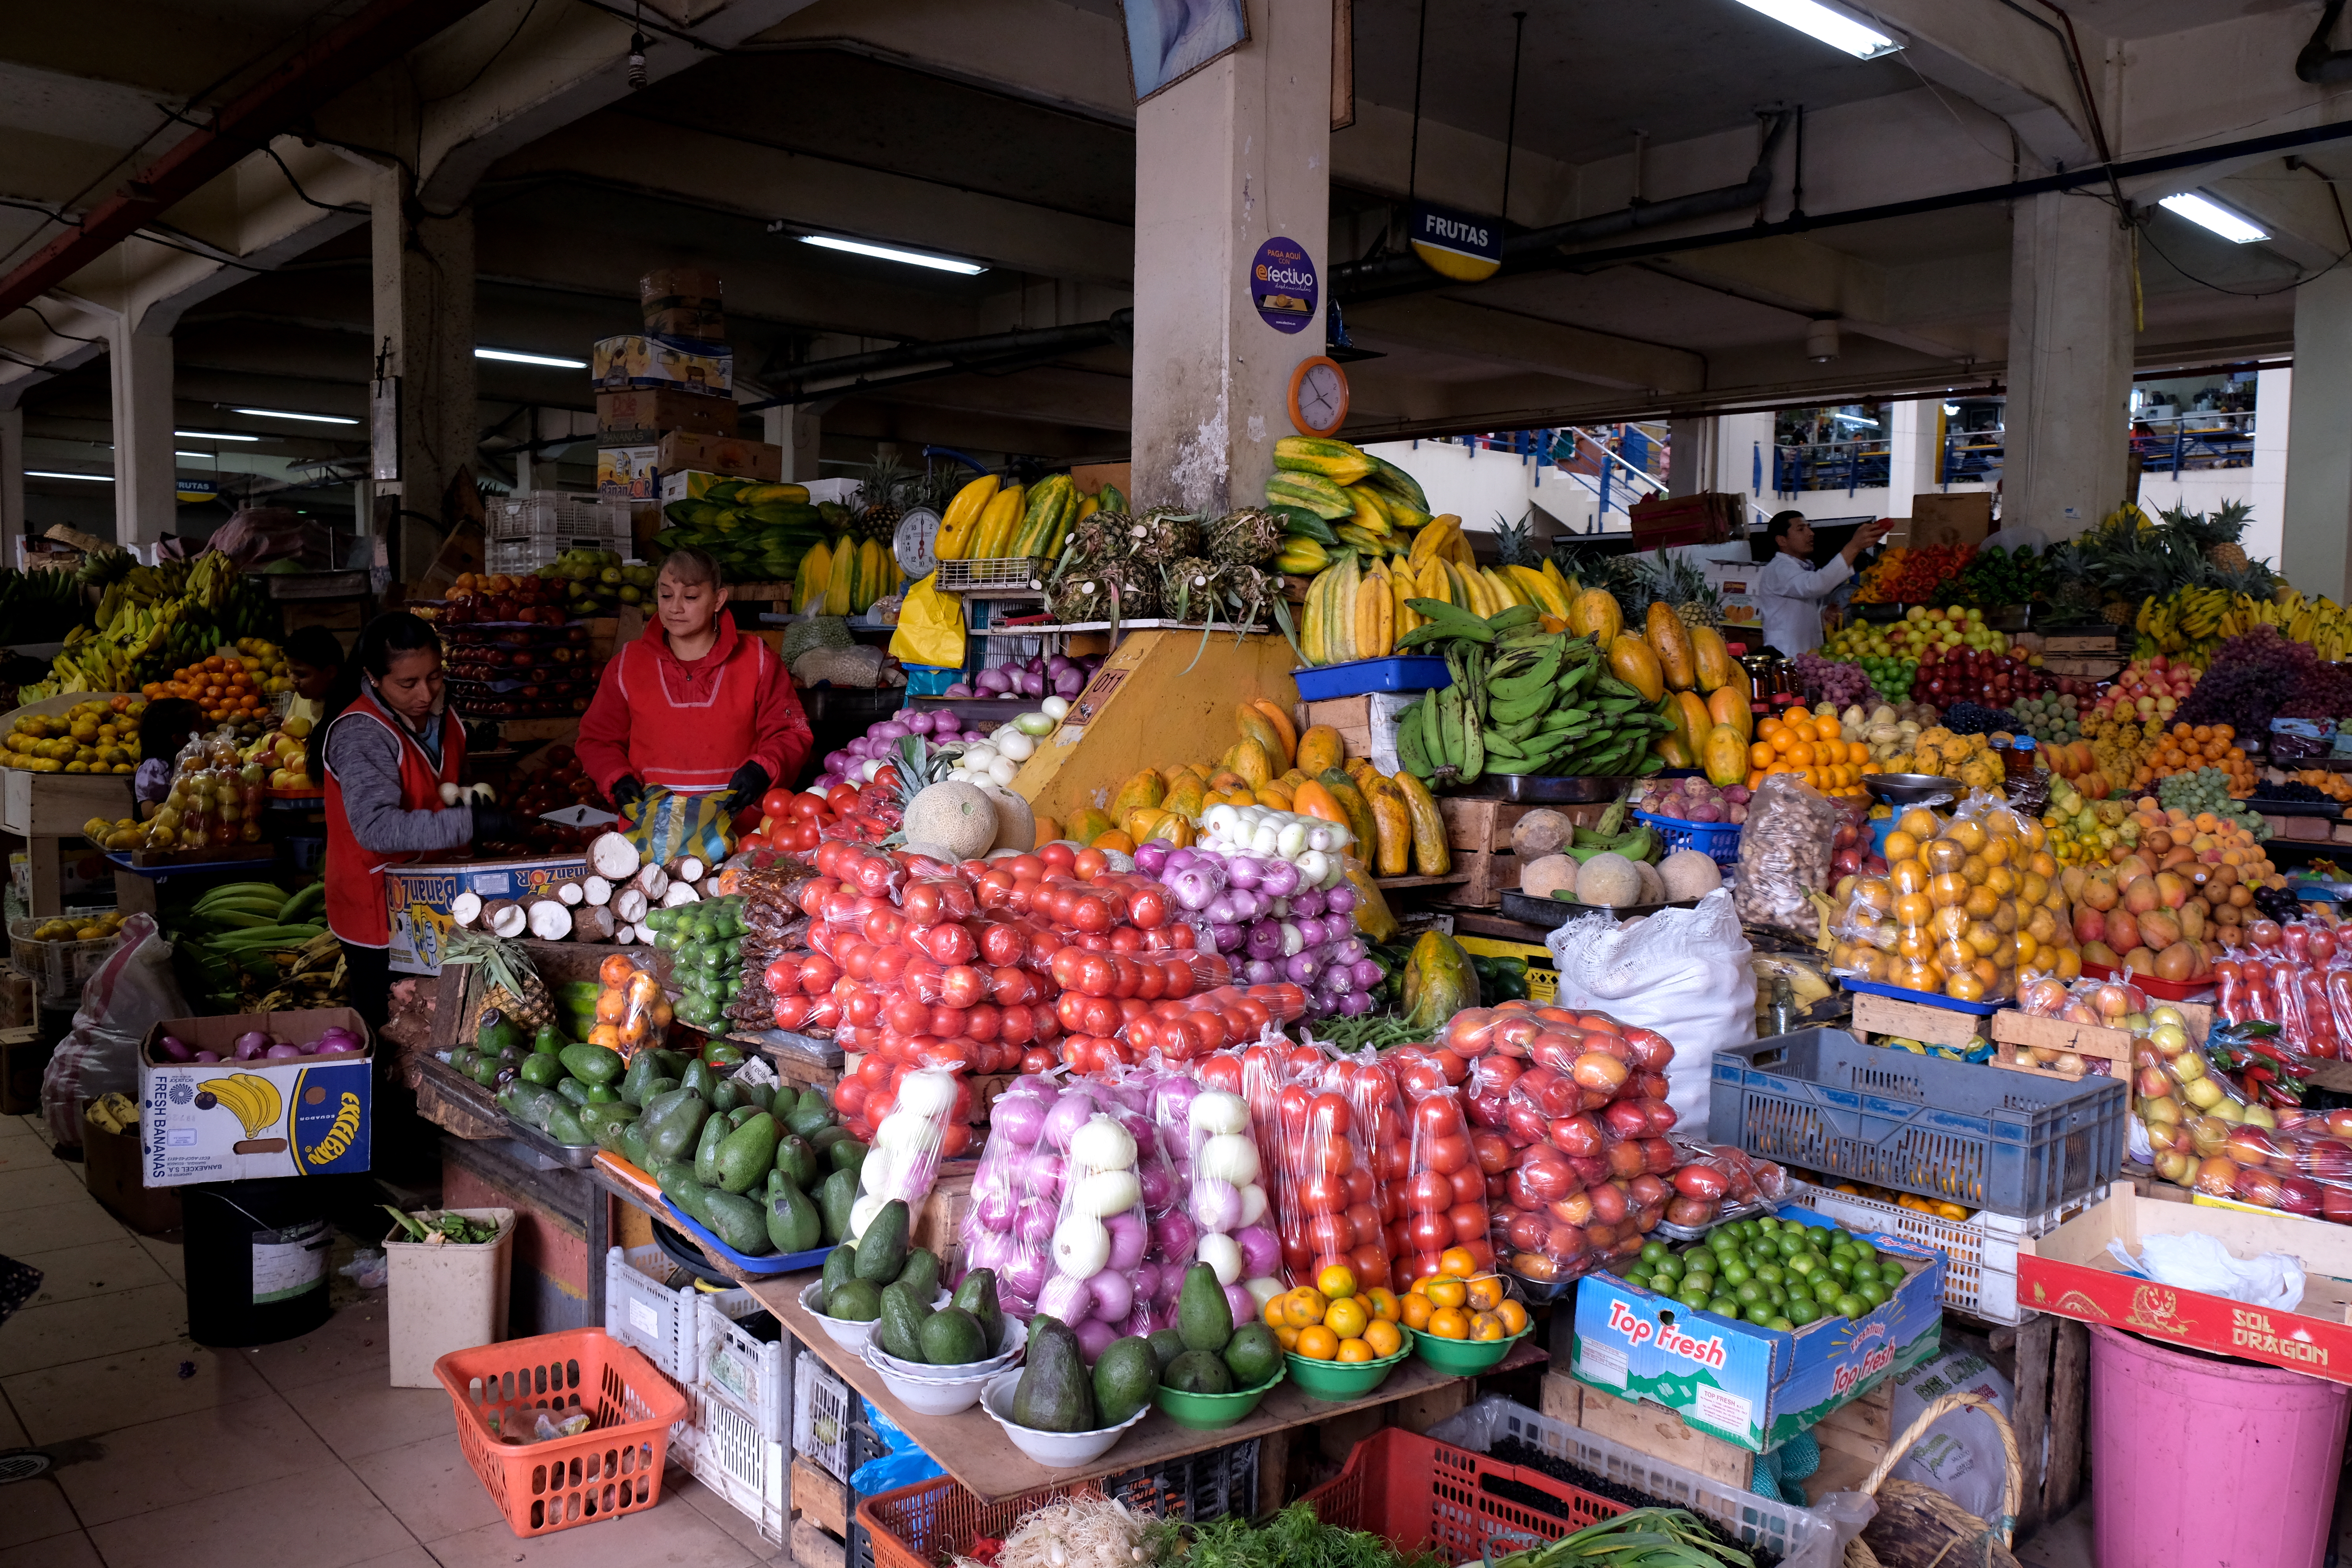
[877,1282,933,1362]
[818,1168,858,1244]
[1400,929,1483,1033]
[1012,1317,1095,1433]
[953,1268,1005,1355]
[559,1042,623,1085]
[765,1176,820,1255]
[693,1106,730,1185]
[702,1189,772,1255]
[894,1247,940,1304]
[715,1112,779,1194]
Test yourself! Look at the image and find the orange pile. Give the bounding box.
[1392,1250,1528,1342]
[143,654,270,725]
[1746,711,1874,799]
[1266,1264,1405,1362]
[2131,723,2254,796]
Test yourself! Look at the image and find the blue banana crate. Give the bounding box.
[1291,657,1452,701]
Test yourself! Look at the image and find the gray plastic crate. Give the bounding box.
[1710,1028,2125,1214]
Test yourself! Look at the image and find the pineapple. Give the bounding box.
[1629,552,1722,628]
[1049,556,1161,623]
[1067,510,1123,566]
[852,454,911,544]
[1162,556,1220,623]
[2092,536,2174,624]
[1203,508,1283,566]
[1127,507,1201,563]
[441,929,551,1036]
[1492,512,1536,568]
[2162,499,2255,575]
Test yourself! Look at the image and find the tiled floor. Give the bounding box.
[0,1112,790,1568]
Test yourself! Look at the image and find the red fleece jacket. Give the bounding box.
[576,615,811,795]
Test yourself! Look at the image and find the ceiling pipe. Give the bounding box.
[739,309,1134,410]
[1334,111,1796,304]
[2302,0,2352,83]
[0,0,495,321]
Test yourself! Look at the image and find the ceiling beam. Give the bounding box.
[1346,295,1706,394]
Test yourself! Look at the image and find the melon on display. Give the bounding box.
[905,780,998,861]
[982,785,1036,853]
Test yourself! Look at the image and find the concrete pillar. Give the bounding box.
[2002,191,2133,540]
[371,163,476,579]
[107,320,174,548]
[762,404,822,482]
[0,405,22,547]
[1130,0,1332,512]
[1717,412,1774,504]
[2248,366,2290,568]
[1667,418,1713,498]
[1885,398,1942,514]
[2284,272,2352,601]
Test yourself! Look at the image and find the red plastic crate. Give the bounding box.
[434,1328,687,1538]
[1303,1426,1622,1560]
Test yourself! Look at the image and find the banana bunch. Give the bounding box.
[175,881,337,1011]
[2196,585,2352,661]
[249,930,349,1013]
[84,1092,140,1134]
[1294,524,1582,665]
[195,1072,283,1138]
[1559,796,1655,863]
[1393,604,1677,782]
[25,549,277,701]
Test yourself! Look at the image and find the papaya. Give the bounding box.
[1652,733,1693,768]
[1317,769,1380,866]
[1109,769,1166,818]
[1702,723,1750,788]
[1064,806,1112,845]
[1034,815,1062,845]
[1227,737,1274,789]
[1235,705,1292,770]
[1688,624,1733,693]
[1706,686,1753,744]
[1570,588,1624,648]
[1141,812,1194,848]
[1254,782,1290,811]
[1362,774,1413,877]
[1646,603,1697,690]
[1391,770,1452,877]
[1400,930,1481,1032]
[1608,634,1666,703]
[1296,724,1346,776]
[1249,699,1298,762]
[1673,691,1713,761]
[1123,806,1170,842]
[1344,861,1399,941]
[1292,779,1348,826]
[1163,772,1208,819]
[1091,829,1135,853]
[1206,769,1250,794]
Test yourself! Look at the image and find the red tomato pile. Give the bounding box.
[2218,920,2350,1064]
[738,783,902,852]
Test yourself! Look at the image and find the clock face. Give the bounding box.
[1290,356,1349,436]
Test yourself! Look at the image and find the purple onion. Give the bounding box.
[1136,1157,1176,1212]
[1258,858,1302,897]
[974,1183,1018,1232]
[1324,884,1358,915]
[1104,1210,1148,1271]
[1153,1207,1200,1256]
[942,682,974,697]
[1337,990,1376,1018]
[1289,915,1325,947]
[1350,957,1385,990]
[1074,1316,1118,1366]
[1222,1283,1259,1333]
[1047,655,1074,678]
[1243,958,1279,985]
[1171,865,1221,912]
[1042,1091,1097,1150]
[1210,922,1244,953]
[1018,668,1045,697]
[976,666,1012,693]
[967,1230,1014,1274]
[1154,1266,1184,1306]
[233,1031,272,1061]
[1131,840,1170,877]
[823,749,851,774]
[1131,1259,1163,1305]
[193,1051,221,1063]
[1190,1177,1242,1231]
[992,1091,1047,1147]
[1330,936,1368,965]
[1089,1268,1135,1323]
[1164,847,1201,876]
[1245,920,1285,961]
[871,720,910,743]
[1023,1150,1068,1203]
[1285,951,1324,986]
[1205,892,1240,926]
[1038,1271,1091,1324]
[1004,1241,1048,1296]
[1292,887,1327,920]
[156,1034,193,1063]
[1225,855,1263,890]
[1235,1223,1281,1277]
[1014,1198,1056,1245]
[1054,669,1084,698]
[1153,1075,1199,1124]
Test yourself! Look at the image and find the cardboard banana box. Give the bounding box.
[137,1007,372,1187]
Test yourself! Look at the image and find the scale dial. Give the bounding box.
[894,507,942,581]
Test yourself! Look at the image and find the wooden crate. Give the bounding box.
[2039,654,2123,680]
[2041,632,2122,655]
[1436,795,1608,853]
[1808,1379,1892,1465]
[1979,1315,2089,1536]
[1988,1000,2211,1081]
[911,1169,972,1276]
[0,1025,48,1116]
[1459,849,1517,907]
[1848,988,1990,1049]
[791,1456,848,1537]
[1546,1374,1753,1489]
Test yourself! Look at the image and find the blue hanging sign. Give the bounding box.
[1410,201,1503,282]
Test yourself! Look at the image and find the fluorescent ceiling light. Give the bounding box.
[175,451,213,460]
[231,406,359,425]
[27,470,111,481]
[2160,192,2267,244]
[1729,0,1902,58]
[176,429,258,441]
[1830,412,1877,426]
[475,347,588,368]
[799,234,986,275]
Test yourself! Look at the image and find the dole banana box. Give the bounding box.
[386,854,586,975]
[1571,1206,1944,1452]
[138,1008,372,1187]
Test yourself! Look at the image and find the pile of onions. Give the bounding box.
[1141,1071,1283,1323]
[947,699,1068,788]
[815,708,990,795]
[1195,804,1353,890]
[155,1026,363,1065]
[1131,840,1378,1019]
[942,653,1103,702]
[848,1065,959,1242]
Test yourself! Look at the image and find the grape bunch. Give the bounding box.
[2009,691,2081,744]
[1793,651,1873,709]
[2281,659,2352,722]
[1941,701,2016,737]
[2178,626,2316,733]
[2156,767,2270,839]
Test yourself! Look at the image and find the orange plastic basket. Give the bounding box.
[434,1328,688,1538]
[1302,1427,1622,1561]
[858,1478,1108,1568]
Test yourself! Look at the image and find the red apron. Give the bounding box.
[321,690,466,948]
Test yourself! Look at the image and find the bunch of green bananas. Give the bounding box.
[1394,602,1677,782]
[1559,796,1655,864]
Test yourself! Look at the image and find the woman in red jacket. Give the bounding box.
[577,548,813,822]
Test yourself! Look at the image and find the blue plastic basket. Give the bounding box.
[1708,1027,2126,1213]
[660,1200,829,1276]
[1633,810,1742,870]
[1291,657,1452,701]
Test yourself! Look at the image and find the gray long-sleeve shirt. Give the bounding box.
[323,699,476,858]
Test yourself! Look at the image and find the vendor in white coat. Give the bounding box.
[1756,511,1891,657]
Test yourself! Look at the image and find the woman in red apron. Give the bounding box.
[309,613,511,1022]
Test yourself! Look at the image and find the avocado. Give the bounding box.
[654,1048,689,1078]
[854,1200,911,1283]
[741,1082,775,1114]
[693,1106,731,1185]
[710,1076,742,1114]
[953,1269,1007,1356]
[818,1169,858,1244]
[1222,1323,1282,1389]
[656,1161,711,1224]
[775,1134,819,1189]
[829,1139,869,1176]
[518,1053,565,1089]
[702,1189,772,1255]
[559,1042,623,1085]
[893,1247,940,1304]
[877,1282,933,1362]
[826,1278,882,1323]
[786,1100,835,1140]
[641,1087,709,1163]
[593,1112,632,1155]
[810,1124,851,1151]
[619,1120,652,1169]
[1146,1328,1189,1374]
[1093,1336,1159,1425]
[770,1085,802,1120]
[554,1074,591,1105]
[476,1014,521,1056]
[765,1176,821,1255]
[715,1112,779,1194]
[1164,1350,1235,1395]
[639,1076,679,1103]
[728,1104,761,1129]
[471,1054,503,1088]
[1176,1262,1234,1353]
[820,1242,858,1304]
[1011,1316,1096,1432]
[679,1059,717,1100]
[919,1306,989,1368]
[544,1103,593,1146]
[584,1083,620,1104]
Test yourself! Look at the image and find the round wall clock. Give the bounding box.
[1287,355,1350,438]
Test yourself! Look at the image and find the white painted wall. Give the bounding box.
[2133,366,2286,570]
[1363,439,1592,536]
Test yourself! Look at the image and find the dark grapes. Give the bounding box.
[1942,701,2016,736]
[2178,627,2316,733]
[1792,651,1872,709]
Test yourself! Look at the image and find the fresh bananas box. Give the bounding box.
[137,1007,372,1187]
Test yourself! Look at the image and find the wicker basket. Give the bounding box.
[1845,1390,2022,1568]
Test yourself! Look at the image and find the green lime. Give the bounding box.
[1777,1232,1806,1258]
[1677,1285,1710,1311]
[1682,1271,1715,1299]
[1766,1284,1788,1309]
[1757,1216,1781,1234]
[1735,1280,1765,1306]
[1858,1279,1891,1308]
[1719,1258,1752,1287]
[1766,1316,1795,1332]
[1641,1240,1670,1265]
[1627,1271,1653,1292]
[1753,1262,1784,1288]
[1850,1240,1879,1266]
[1707,1296,1741,1319]
[1835,1292,1869,1319]
[1787,1292,1818,1322]
[1828,1229,1852,1247]
[1879,1261,1907,1287]
[1653,1253,1686,1281]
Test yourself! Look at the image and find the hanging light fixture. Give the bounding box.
[1805,319,1841,362]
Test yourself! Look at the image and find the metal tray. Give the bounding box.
[2243,797,2347,818]
[1452,774,1639,803]
[1499,889,1700,928]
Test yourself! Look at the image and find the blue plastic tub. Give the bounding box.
[660,1200,829,1276]
[1632,811,1742,870]
[1709,1027,2125,1212]
[1290,657,1452,701]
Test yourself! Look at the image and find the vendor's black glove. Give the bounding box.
[470,804,517,842]
[717,761,770,816]
[608,775,645,812]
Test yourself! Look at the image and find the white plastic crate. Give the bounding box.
[682,1297,790,1544]
[7,908,121,1006]
[602,1245,756,1382]
[492,491,631,539]
[793,1347,855,1481]
[1432,1397,1846,1568]
[1782,1179,2112,1325]
[697,1294,788,1444]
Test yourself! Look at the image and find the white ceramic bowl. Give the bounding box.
[800,1281,952,1354]
[978,1368,1151,1469]
[860,1341,1002,1416]
[866,1315,1027,1381]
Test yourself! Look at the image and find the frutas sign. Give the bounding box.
[1410,201,1502,282]
[1572,1207,1944,1451]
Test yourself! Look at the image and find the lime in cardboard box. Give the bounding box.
[1571,1206,1945,1451]
[138,1007,372,1187]
[387,855,587,976]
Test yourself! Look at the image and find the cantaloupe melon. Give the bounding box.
[1659,848,1724,899]
[1520,855,1578,900]
[983,786,1036,852]
[905,781,998,861]
[1575,852,1642,907]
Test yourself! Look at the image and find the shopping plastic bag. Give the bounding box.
[1544,888,1754,1136]
[2106,1229,2305,1310]
[622,785,733,867]
[889,572,965,669]
[1886,1347,2016,1521]
[41,915,188,1146]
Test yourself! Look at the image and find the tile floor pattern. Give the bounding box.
[0,1112,791,1568]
